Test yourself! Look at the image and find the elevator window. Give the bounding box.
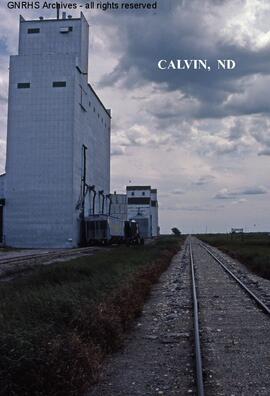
[53,81,66,87]
[17,83,30,89]
[28,28,40,34]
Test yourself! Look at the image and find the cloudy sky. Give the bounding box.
[1,0,270,233]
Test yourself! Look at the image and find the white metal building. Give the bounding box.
[126,186,159,238]
[1,13,111,247]
[110,193,128,223]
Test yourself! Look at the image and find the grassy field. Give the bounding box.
[0,236,183,396]
[198,233,270,280]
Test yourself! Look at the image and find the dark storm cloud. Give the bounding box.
[162,204,213,212]
[192,175,216,186]
[249,117,270,147]
[240,186,268,195]
[258,148,270,156]
[214,186,268,199]
[97,0,270,119]
[111,146,125,156]
[171,189,185,195]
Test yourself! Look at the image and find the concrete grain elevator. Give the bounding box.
[1,12,111,247]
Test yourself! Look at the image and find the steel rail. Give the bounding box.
[0,246,101,281]
[189,240,205,396]
[200,242,270,316]
[0,246,99,266]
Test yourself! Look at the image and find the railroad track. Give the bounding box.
[85,237,270,395]
[0,246,100,266]
[0,246,103,280]
[189,237,270,395]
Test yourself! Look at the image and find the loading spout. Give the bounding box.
[92,188,97,215]
[106,194,112,216]
[99,190,105,214]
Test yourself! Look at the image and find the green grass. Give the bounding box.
[198,233,270,280]
[0,247,22,252]
[0,236,183,396]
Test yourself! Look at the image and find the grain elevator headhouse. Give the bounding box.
[2,13,111,248]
